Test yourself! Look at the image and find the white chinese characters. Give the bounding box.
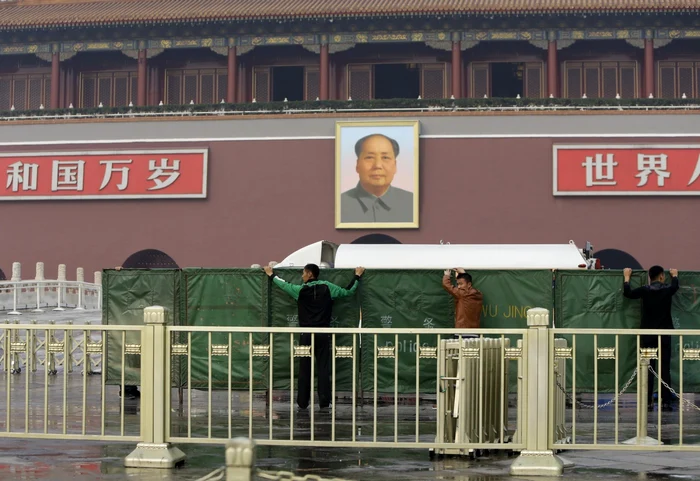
[99,160,132,191]
[52,160,85,191]
[6,161,39,192]
[636,154,670,187]
[582,153,617,187]
[148,158,181,190]
[688,154,700,186]
[2,151,203,199]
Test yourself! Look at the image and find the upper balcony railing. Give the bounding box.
[0,97,699,122]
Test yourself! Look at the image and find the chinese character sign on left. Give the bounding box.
[0,149,207,200]
[555,145,700,196]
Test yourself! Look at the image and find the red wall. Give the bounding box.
[1,135,699,279]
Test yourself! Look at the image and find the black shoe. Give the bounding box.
[125,386,140,400]
[647,403,655,412]
[661,403,676,412]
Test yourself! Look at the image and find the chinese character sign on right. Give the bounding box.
[554,145,700,196]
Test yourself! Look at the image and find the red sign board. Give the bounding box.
[554,144,700,196]
[0,149,207,200]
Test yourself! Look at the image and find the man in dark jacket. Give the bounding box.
[623,266,679,411]
[265,263,364,410]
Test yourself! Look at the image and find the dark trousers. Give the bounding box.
[642,335,673,407]
[297,333,331,409]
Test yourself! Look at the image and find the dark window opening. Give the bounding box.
[272,66,304,102]
[491,62,524,98]
[122,249,179,269]
[351,234,402,244]
[374,64,420,100]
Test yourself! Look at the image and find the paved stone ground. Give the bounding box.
[2,309,700,480]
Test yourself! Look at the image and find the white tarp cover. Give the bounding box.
[335,243,586,270]
[277,241,588,270]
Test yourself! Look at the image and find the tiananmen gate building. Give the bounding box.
[0,0,699,278]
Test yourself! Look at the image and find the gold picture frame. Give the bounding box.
[335,120,420,229]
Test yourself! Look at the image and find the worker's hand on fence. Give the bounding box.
[115,266,122,271]
[444,269,451,276]
[355,267,365,277]
[263,266,274,277]
[455,268,466,274]
[623,268,632,281]
[670,269,679,278]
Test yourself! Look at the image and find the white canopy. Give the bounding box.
[276,240,590,270]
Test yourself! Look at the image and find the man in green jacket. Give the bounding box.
[264,263,365,410]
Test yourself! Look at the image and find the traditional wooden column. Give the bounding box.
[451,39,462,98]
[644,39,654,97]
[50,51,60,109]
[320,43,330,100]
[227,46,238,103]
[137,49,147,106]
[547,40,558,97]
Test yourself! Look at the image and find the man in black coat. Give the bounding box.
[623,265,679,411]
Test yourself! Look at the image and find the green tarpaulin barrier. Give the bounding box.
[360,270,553,394]
[268,269,360,391]
[555,270,645,393]
[667,272,700,392]
[181,269,269,390]
[102,268,181,386]
[102,267,700,396]
[555,270,700,393]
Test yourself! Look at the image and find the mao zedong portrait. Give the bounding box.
[340,133,413,223]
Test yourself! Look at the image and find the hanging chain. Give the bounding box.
[194,467,354,481]
[554,368,638,410]
[193,467,225,481]
[257,470,353,481]
[648,365,700,412]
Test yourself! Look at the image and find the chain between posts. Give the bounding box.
[194,468,354,481]
[194,467,225,481]
[257,470,353,481]
[648,365,700,412]
[555,368,638,410]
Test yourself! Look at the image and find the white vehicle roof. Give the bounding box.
[276,240,589,270]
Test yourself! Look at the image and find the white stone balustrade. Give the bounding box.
[0,262,102,314]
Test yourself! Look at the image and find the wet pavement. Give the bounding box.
[3,310,700,480]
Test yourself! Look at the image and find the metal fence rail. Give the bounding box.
[163,325,528,452]
[0,322,141,441]
[4,305,700,476]
[548,328,700,452]
[1,319,103,374]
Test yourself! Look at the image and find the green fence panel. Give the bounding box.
[554,269,646,393]
[181,268,268,390]
[669,272,700,392]
[268,269,360,391]
[102,268,181,386]
[359,270,452,396]
[360,269,553,394]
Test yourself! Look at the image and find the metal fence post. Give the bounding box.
[124,305,185,468]
[623,350,661,445]
[510,307,563,476]
[225,437,256,481]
